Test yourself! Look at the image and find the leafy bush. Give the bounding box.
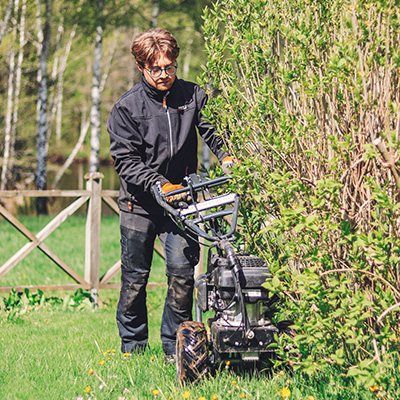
[1,288,94,321]
[201,0,400,394]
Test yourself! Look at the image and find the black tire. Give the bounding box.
[176,321,209,384]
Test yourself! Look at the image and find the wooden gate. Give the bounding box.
[0,173,165,302]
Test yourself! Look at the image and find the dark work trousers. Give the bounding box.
[117,211,199,355]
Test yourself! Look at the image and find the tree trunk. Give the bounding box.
[89,0,104,173]
[151,1,159,28]
[0,0,14,45]
[0,0,20,190]
[1,48,15,191]
[35,0,51,215]
[183,38,192,80]
[47,16,63,146]
[10,0,26,172]
[55,25,76,144]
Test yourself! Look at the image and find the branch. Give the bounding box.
[319,268,400,299]
[376,302,400,325]
[373,137,400,189]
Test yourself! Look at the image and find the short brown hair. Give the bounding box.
[130,28,180,68]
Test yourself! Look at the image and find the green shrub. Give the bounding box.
[202,0,400,395]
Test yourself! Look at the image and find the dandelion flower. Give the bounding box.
[112,349,116,353]
[99,360,105,365]
[240,394,247,399]
[198,397,207,400]
[369,385,379,392]
[123,352,131,357]
[225,361,230,366]
[88,368,94,375]
[212,395,218,400]
[309,396,315,400]
[83,386,91,394]
[183,390,191,399]
[232,380,237,385]
[280,387,291,398]
[152,389,160,396]
[279,370,285,376]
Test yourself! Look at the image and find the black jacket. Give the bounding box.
[107,75,228,215]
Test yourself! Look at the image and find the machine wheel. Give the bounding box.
[176,321,209,384]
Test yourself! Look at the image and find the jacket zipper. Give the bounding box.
[163,92,173,176]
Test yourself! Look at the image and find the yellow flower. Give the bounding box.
[286,379,292,385]
[309,396,315,400]
[280,387,291,398]
[232,380,237,385]
[225,361,230,366]
[88,368,94,375]
[83,386,91,393]
[240,393,247,399]
[212,395,218,400]
[198,397,207,400]
[279,370,285,376]
[123,352,131,357]
[99,360,105,365]
[183,390,191,399]
[369,385,379,392]
[152,389,160,396]
[112,349,116,353]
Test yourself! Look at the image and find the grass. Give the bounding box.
[0,215,388,400]
[0,290,381,400]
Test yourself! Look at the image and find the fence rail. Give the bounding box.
[0,173,165,302]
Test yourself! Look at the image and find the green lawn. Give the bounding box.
[0,288,380,400]
[0,215,384,400]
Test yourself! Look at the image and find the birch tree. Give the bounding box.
[88,0,104,173]
[35,0,51,214]
[1,0,25,190]
[0,0,14,45]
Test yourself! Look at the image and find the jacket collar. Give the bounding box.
[141,74,178,101]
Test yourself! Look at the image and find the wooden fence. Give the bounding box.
[0,173,165,303]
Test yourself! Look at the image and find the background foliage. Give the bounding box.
[202,0,400,395]
[0,0,211,189]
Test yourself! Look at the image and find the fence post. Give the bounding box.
[85,172,104,306]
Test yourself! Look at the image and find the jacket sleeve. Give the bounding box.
[195,86,228,163]
[107,104,169,194]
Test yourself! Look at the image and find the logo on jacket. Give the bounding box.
[178,105,187,111]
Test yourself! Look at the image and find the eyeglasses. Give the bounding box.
[145,65,178,78]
